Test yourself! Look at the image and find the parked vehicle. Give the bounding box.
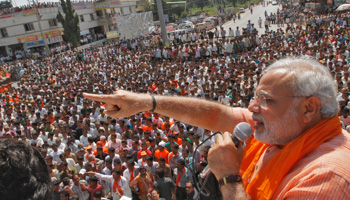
[189,16,204,24]
[195,23,207,31]
[239,8,245,13]
[204,21,215,30]
[178,24,194,31]
[169,29,189,36]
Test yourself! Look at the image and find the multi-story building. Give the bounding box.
[0,0,137,57]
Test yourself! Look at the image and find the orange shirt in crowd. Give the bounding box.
[93,147,109,156]
[161,121,174,130]
[154,149,169,163]
[174,138,182,146]
[47,115,55,125]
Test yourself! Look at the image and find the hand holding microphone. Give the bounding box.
[207,122,252,180]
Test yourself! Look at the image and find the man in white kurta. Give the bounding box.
[93,169,132,200]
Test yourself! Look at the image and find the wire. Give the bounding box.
[191,131,222,197]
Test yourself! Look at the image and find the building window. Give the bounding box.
[0,28,8,38]
[48,19,57,27]
[90,14,94,21]
[24,23,34,32]
[80,15,84,22]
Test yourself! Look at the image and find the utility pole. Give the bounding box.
[155,0,168,45]
[212,0,218,16]
[32,0,50,56]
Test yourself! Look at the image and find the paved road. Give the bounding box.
[220,3,283,35]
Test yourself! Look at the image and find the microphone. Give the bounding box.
[232,122,253,148]
[199,122,253,179]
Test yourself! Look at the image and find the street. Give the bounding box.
[220,2,283,35]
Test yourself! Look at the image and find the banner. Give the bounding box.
[110,0,121,5]
[94,2,108,10]
[114,11,153,40]
[0,14,13,19]
[17,29,63,43]
[47,36,63,43]
[106,31,120,39]
[21,9,36,16]
[26,40,44,48]
[72,2,86,10]
[0,9,35,19]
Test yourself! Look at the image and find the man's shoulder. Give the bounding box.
[276,131,350,199]
[283,131,350,186]
[302,130,350,173]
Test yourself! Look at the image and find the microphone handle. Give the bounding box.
[232,135,241,148]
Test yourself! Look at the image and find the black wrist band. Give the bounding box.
[218,175,242,187]
[150,94,156,112]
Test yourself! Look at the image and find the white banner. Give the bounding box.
[114,11,153,40]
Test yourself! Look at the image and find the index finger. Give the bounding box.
[83,93,114,104]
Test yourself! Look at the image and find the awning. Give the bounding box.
[80,30,90,36]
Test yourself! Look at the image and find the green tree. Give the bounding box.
[57,0,80,48]
[171,6,184,18]
[227,0,238,7]
[195,0,210,11]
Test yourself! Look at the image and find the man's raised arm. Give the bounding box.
[83,90,236,133]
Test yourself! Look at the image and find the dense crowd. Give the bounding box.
[0,2,59,15]
[1,3,350,200]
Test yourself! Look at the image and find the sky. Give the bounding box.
[9,0,61,7]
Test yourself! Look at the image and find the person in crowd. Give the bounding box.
[130,166,154,200]
[88,168,132,200]
[153,168,175,200]
[185,182,198,200]
[71,174,90,200]
[147,188,165,200]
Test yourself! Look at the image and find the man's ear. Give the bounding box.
[302,96,322,123]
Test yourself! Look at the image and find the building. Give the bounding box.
[0,0,137,57]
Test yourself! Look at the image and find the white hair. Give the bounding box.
[264,56,339,118]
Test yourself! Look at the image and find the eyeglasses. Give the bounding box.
[251,93,307,108]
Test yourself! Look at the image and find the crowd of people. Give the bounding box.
[0,2,59,15]
[1,2,350,199]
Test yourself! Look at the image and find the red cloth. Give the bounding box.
[137,149,152,160]
[87,183,103,200]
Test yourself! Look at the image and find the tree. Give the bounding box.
[57,0,80,48]
[195,0,209,11]
[227,0,238,7]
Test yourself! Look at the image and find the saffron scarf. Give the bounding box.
[240,116,342,199]
[112,177,124,196]
[130,168,135,181]
[176,168,185,186]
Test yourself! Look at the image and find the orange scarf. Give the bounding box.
[241,116,342,199]
[112,177,124,195]
[130,168,135,181]
[176,168,185,186]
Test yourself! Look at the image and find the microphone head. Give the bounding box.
[233,122,253,142]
